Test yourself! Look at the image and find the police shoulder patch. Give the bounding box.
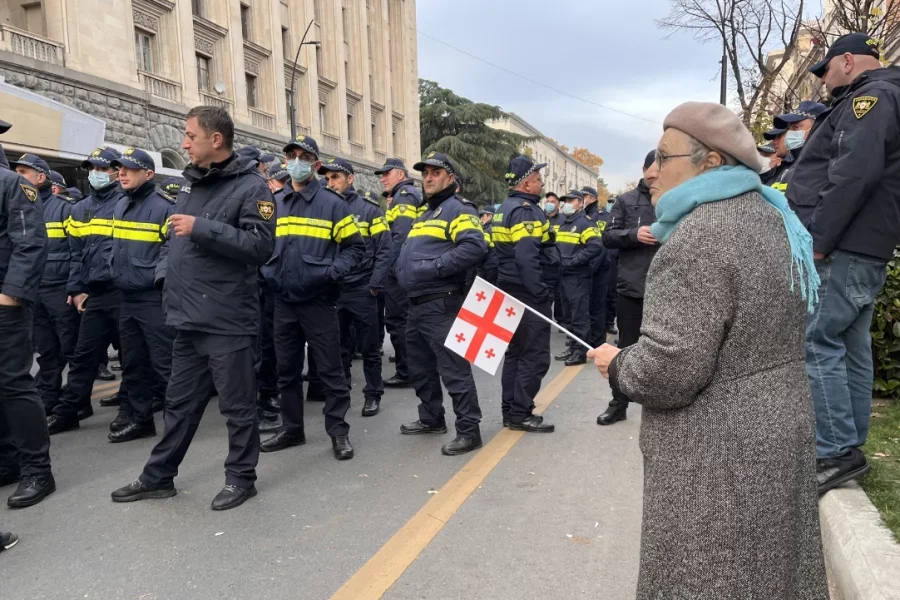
[362,194,380,207]
[256,200,275,221]
[467,214,481,227]
[852,95,878,119]
[524,222,534,234]
[433,206,443,218]
[20,184,38,202]
[570,225,577,232]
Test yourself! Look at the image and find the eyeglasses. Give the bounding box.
[654,150,692,169]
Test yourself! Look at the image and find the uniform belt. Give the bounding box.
[409,290,462,305]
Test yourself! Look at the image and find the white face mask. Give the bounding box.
[760,163,773,174]
[561,202,576,216]
[785,130,807,151]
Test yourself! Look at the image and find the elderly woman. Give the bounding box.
[588,102,828,599]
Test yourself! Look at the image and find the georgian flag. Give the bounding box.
[444,277,525,375]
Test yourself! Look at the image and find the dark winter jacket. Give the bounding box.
[602,180,658,298]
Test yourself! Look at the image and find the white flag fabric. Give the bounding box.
[444,277,526,375]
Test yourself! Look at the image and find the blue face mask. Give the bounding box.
[88,171,112,190]
[493,203,501,212]
[544,203,556,215]
[287,158,313,182]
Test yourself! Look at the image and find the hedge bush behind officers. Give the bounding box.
[554,190,604,366]
[492,155,556,433]
[396,152,488,455]
[0,119,55,508]
[319,157,391,417]
[47,146,128,434]
[378,158,423,388]
[784,32,900,494]
[260,136,365,461]
[111,106,275,511]
[12,155,78,417]
[106,149,176,443]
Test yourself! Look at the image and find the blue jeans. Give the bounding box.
[806,250,887,459]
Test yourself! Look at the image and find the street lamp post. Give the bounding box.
[289,19,320,139]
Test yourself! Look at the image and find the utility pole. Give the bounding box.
[289,19,320,139]
[720,39,728,105]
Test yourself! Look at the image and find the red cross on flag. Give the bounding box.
[444,277,526,375]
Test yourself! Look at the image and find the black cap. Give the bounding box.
[774,101,828,129]
[49,170,66,186]
[504,155,546,187]
[0,119,11,135]
[360,190,380,203]
[236,145,276,164]
[317,156,354,176]
[161,177,184,195]
[413,151,457,177]
[67,186,84,201]
[763,128,786,141]
[111,147,156,171]
[479,206,495,216]
[266,162,290,182]
[643,150,656,170]
[545,192,559,199]
[757,144,776,155]
[810,33,881,78]
[81,146,122,168]
[561,189,585,201]
[282,134,320,158]
[374,157,407,175]
[10,153,50,176]
[580,186,598,197]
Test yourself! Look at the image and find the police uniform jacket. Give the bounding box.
[342,187,392,290]
[396,184,488,299]
[786,67,900,261]
[602,180,658,299]
[585,201,611,271]
[761,150,795,188]
[161,154,275,336]
[262,177,365,303]
[548,212,565,232]
[110,180,175,294]
[477,219,499,284]
[557,209,604,277]
[39,183,75,288]
[385,178,423,273]
[66,182,126,295]
[0,169,47,302]
[492,191,555,304]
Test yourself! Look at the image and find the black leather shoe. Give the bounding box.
[152,398,164,413]
[111,479,176,503]
[259,394,280,413]
[47,414,79,435]
[268,396,281,411]
[502,419,510,428]
[0,531,18,552]
[109,413,131,433]
[441,435,483,456]
[508,414,555,433]
[817,448,871,496]
[108,421,156,443]
[565,354,587,366]
[109,361,122,372]
[554,351,573,361]
[362,397,380,417]
[331,436,354,460]
[597,405,627,426]
[400,420,448,435]
[98,393,121,407]
[607,326,618,335]
[260,430,306,453]
[7,474,56,508]
[211,484,257,511]
[384,374,412,388]
[389,355,396,363]
[0,469,20,487]
[96,365,116,381]
[258,415,282,434]
[77,405,94,421]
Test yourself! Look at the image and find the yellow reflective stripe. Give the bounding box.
[417,206,428,216]
[580,228,598,243]
[491,220,548,243]
[355,220,371,237]
[448,214,482,243]
[408,221,448,240]
[386,205,419,223]
[772,182,788,192]
[278,216,334,228]
[275,224,332,239]
[483,231,494,248]
[46,221,67,238]
[370,217,389,236]
[333,215,360,243]
[555,231,581,244]
[161,220,169,236]
[113,229,164,242]
[114,220,160,232]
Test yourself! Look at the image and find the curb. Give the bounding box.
[819,481,900,600]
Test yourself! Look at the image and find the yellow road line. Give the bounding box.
[329,364,586,600]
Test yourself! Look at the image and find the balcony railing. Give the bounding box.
[373,150,386,165]
[350,141,364,158]
[0,24,64,65]
[322,132,340,151]
[250,108,275,131]
[200,92,233,114]
[139,71,182,104]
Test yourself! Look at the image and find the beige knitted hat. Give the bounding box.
[663,102,767,173]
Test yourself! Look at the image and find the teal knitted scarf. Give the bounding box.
[650,165,820,313]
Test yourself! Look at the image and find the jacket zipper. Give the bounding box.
[19,210,26,235]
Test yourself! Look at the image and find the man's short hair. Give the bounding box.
[186,106,235,150]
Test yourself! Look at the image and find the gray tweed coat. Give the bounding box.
[610,192,828,600]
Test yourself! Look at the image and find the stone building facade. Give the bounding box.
[0,0,421,192]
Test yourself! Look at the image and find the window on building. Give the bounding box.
[319,101,328,132]
[315,46,324,74]
[344,60,350,86]
[371,122,376,147]
[282,27,290,60]
[196,54,211,92]
[286,89,294,123]
[191,0,202,17]
[347,112,354,141]
[134,30,153,72]
[245,73,258,108]
[240,4,251,40]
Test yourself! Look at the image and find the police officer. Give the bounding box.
[106,148,176,443]
[11,155,79,416]
[111,106,275,511]
[47,146,127,434]
[492,155,556,433]
[0,119,55,508]
[768,101,827,193]
[760,125,792,186]
[396,152,488,455]
[377,157,423,388]
[581,185,612,346]
[597,151,659,426]
[159,177,184,201]
[544,192,565,323]
[554,190,604,366]
[48,170,70,199]
[785,33,900,493]
[259,136,364,460]
[66,186,84,202]
[235,145,275,175]
[318,157,391,417]
[266,162,290,198]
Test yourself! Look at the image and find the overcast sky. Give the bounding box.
[416,0,722,193]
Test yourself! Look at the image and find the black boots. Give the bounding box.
[597,404,627,426]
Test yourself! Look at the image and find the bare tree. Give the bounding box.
[807,0,900,61]
[658,0,806,126]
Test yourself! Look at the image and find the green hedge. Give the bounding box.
[873,247,900,400]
